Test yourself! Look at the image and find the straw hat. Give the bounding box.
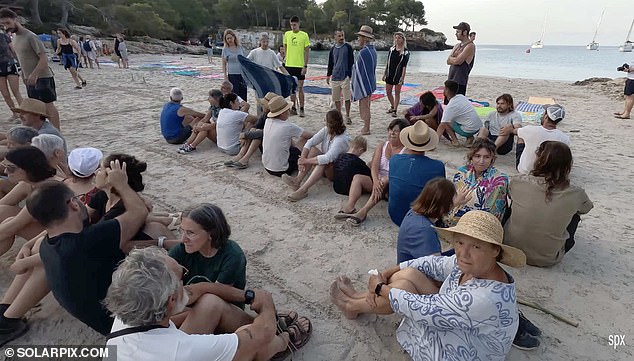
[355,25,375,40]
[259,92,278,107]
[267,96,292,117]
[14,98,48,117]
[433,210,526,268]
[399,120,439,152]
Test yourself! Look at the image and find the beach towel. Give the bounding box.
[351,45,377,101]
[516,101,544,113]
[238,55,297,99]
[399,95,420,106]
[303,85,332,95]
[527,96,556,105]
[305,75,329,81]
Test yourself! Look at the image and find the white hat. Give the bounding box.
[542,104,565,123]
[68,148,103,178]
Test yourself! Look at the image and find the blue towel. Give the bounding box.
[303,85,332,95]
[238,55,297,99]
[351,45,377,101]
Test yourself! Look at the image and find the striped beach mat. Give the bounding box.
[516,101,544,113]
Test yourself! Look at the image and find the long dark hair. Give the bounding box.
[531,141,572,201]
[5,146,56,182]
[219,93,238,109]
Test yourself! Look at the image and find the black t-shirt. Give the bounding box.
[254,113,267,130]
[332,153,371,195]
[88,191,151,240]
[39,219,124,335]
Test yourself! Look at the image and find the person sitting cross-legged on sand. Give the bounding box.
[331,136,369,197]
[436,80,482,147]
[105,247,313,361]
[334,118,408,225]
[15,98,67,154]
[160,88,206,145]
[403,91,444,129]
[283,109,350,201]
[261,96,313,177]
[0,147,56,256]
[178,89,223,154]
[216,93,257,157]
[476,93,522,155]
[330,210,526,361]
[450,138,509,225]
[220,80,250,112]
[387,121,445,227]
[504,141,593,267]
[62,147,102,205]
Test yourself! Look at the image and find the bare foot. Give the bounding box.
[337,276,364,299]
[360,129,371,136]
[330,281,358,319]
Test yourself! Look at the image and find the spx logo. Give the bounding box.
[608,334,626,350]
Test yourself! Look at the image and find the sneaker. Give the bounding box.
[513,329,540,351]
[290,107,298,116]
[177,143,188,151]
[519,311,542,337]
[177,144,196,154]
[345,116,352,125]
[0,317,28,347]
[299,108,305,117]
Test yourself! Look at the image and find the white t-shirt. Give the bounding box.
[263,118,304,171]
[517,125,570,174]
[216,108,248,151]
[485,110,522,136]
[106,318,238,361]
[441,94,483,133]
[247,47,283,70]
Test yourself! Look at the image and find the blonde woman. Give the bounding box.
[221,29,247,100]
[382,32,410,117]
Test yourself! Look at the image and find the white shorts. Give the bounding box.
[331,77,351,102]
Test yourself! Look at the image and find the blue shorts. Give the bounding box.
[452,122,478,138]
[164,125,192,144]
[61,53,78,70]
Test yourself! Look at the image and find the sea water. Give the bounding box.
[308,45,634,82]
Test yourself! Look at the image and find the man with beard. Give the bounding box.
[24,160,151,336]
[0,8,60,130]
[104,247,309,361]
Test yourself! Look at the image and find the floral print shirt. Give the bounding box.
[451,165,509,224]
[389,255,518,361]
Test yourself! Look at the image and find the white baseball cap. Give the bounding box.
[68,148,103,178]
[543,104,565,123]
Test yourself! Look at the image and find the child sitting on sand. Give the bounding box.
[332,136,369,196]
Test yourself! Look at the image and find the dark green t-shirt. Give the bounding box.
[169,240,246,290]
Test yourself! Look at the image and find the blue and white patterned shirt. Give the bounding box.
[389,255,518,361]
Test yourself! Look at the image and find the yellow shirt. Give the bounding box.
[283,30,310,68]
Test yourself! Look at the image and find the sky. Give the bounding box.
[328,0,633,46]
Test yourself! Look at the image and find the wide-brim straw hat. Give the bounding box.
[267,96,292,117]
[433,210,526,268]
[399,120,439,152]
[356,25,375,40]
[14,98,48,117]
[259,92,278,107]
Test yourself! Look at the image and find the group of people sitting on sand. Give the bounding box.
[154,77,593,358]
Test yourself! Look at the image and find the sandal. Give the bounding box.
[224,160,236,167]
[334,209,357,220]
[276,310,298,333]
[233,161,248,169]
[287,316,312,350]
[346,216,366,227]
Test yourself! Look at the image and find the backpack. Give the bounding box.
[83,41,92,52]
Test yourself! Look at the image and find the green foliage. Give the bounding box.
[16,0,428,40]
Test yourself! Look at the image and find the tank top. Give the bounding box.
[60,42,74,54]
[160,102,185,139]
[448,42,475,85]
[379,141,405,178]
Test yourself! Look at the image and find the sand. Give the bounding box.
[0,53,633,360]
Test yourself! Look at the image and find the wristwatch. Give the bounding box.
[374,282,385,296]
[244,289,255,305]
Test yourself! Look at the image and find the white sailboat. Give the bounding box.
[619,19,633,52]
[586,9,605,50]
[531,14,547,49]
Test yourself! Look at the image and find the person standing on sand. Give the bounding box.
[0,26,23,121]
[203,34,214,64]
[351,25,377,135]
[221,29,247,101]
[247,34,289,74]
[446,22,476,102]
[326,29,354,124]
[284,16,310,117]
[614,61,633,119]
[55,29,87,90]
[383,32,410,118]
[117,34,129,69]
[0,8,60,130]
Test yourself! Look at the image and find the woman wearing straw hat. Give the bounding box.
[330,210,526,361]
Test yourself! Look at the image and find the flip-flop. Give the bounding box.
[233,161,248,169]
[614,112,623,115]
[224,160,236,167]
[614,115,631,119]
[334,209,357,220]
[346,216,366,226]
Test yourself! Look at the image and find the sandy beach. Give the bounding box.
[0,53,632,361]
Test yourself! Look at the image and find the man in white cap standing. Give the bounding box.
[513,104,569,174]
[351,25,377,135]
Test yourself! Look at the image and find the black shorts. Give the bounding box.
[26,77,57,103]
[625,79,634,96]
[285,66,305,81]
[266,147,301,177]
[0,62,18,77]
[488,134,515,155]
[165,125,192,144]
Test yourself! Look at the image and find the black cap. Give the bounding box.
[453,22,471,33]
